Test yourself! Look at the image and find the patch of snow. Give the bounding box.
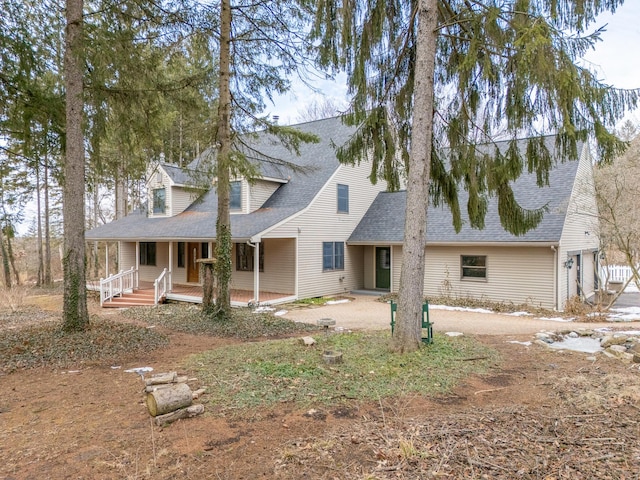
[445,331,464,337]
[254,306,275,313]
[430,305,494,314]
[507,340,532,346]
[536,316,575,322]
[326,299,350,305]
[274,310,287,316]
[125,366,153,374]
[608,306,640,322]
[507,311,533,317]
[546,337,603,354]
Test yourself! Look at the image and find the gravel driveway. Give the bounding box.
[281,294,640,336]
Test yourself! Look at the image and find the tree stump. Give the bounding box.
[146,382,193,417]
[323,350,343,364]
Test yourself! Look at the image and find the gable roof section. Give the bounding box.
[87,116,357,241]
[349,141,582,245]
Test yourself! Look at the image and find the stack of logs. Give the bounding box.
[144,371,206,427]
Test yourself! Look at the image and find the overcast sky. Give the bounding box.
[272,2,640,125]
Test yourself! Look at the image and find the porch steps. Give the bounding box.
[102,289,162,308]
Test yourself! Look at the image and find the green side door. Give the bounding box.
[375,246,391,290]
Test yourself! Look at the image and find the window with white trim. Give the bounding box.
[337,184,349,213]
[140,242,157,266]
[153,188,166,214]
[230,181,242,210]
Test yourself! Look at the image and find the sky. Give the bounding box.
[271,1,640,125]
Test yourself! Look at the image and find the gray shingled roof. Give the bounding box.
[87,116,357,241]
[349,149,580,244]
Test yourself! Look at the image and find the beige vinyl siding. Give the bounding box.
[249,179,281,212]
[268,159,386,299]
[363,246,375,289]
[390,246,555,309]
[171,188,199,215]
[138,242,169,282]
[392,246,403,292]
[120,242,137,271]
[230,239,295,294]
[558,145,600,306]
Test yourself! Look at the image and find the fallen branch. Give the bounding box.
[474,387,507,395]
[154,404,205,427]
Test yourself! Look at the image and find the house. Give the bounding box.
[349,137,600,311]
[87,116,599,311]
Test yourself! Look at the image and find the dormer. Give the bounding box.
[229,175,289,214]
[147,162,205,218]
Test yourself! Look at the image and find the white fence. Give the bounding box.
[100,267,138,306]
[600,264,640,289]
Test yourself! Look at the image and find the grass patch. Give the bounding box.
[0,318,168,373]
[188,331,497,414]
[122,303,321,339]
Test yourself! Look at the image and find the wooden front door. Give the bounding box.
[375,247,391,290]
[187,242,200,283]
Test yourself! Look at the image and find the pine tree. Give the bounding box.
[313,0,639,351]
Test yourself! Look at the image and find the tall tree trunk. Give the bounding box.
[392,0,438,353]
[62,0,89,331]
[212,0,232,319]
[36,156,44,286]
[44,151,52,286]
[93,186,99,278]
[115,162,126,220]
[6,230,20,286]
[0,224,11,289]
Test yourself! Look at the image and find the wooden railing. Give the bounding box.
[100,267,138,306]
[154,268,170,305]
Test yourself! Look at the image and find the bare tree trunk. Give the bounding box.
[62,0,89,331]
[36,156,44,286]
[115,162,126,220]
[93,186,99,278]
[44,152,52,285]
[393,0,438,353]
[0,224,11,289]
[212,0,233,319]
[6,231,20,286]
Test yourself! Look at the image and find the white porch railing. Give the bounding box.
[100,267,138,306]
[154,268,170,305]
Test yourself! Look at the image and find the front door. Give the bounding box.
[375,247,391,290]
[187,242,200,283]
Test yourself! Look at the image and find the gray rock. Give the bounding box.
[601,335,628,348]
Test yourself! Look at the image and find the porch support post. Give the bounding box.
[168,241,173,290]
[253,241,260,303]
[105,242,109,277]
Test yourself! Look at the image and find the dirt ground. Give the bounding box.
[1,298,639,479]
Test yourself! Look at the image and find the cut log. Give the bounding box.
[154,404,205,427]
[146,383,192,416]
[145,372,178,386]
[192,387,207,399]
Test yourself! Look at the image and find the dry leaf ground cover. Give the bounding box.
[1,289,639,479]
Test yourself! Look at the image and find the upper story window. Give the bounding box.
[230,181,242,210]
[461,255,487,280]
[140,242,157,266]
[323,242,344,271]
[153,188,166,214]
[337,184,349,213]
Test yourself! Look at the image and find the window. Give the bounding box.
[337,184,349,213]
[235,243,264,272]
[461,255,487,280]
[177,242,185,268]
[140,242,156,266]
[323,242,344,271]
[230,181,242,210]
[201,242,209,259]
[153,188,166,214]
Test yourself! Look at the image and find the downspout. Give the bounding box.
[551,245,558,311]
[247,239,260,304]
